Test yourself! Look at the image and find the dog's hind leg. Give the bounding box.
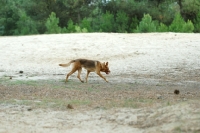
[77,68,84,83]
[66,67,77,82]
[85,70,91,83]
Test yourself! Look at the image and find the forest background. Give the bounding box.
[0,0,200,35]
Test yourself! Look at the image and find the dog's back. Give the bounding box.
[78,59,97,69]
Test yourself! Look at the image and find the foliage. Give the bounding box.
[169,13,194,32]
[99,11,115,32]
[115,11,128,33]
[169,13,185,32]
[0,1,19,35]
[0,26,4,35]
[75,25,88,33]
[45,12,61,34]
[193,12,200,33]
[0,0,200,35]
[66,19,75,33]
[182,0,200,21]
[157,23,168,32]
[14,10,38,35]
[130,16,139,33]
[182,20,194,33]
[135,14,157,33]
[80,18,92,32]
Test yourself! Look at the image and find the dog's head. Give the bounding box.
[101,62,110,74]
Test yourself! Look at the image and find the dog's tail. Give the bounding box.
[59,60,75,67]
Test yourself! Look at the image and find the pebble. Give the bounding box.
[157,94,162,99]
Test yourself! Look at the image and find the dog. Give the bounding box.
[59,59,110,83]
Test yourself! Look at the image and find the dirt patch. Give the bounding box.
[1,80,199,109]
[0,80,200,133]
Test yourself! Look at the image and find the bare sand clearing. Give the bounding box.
[1,33,200,82]
[0,33,200,133]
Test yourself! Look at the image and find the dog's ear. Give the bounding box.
[106,62,108,66]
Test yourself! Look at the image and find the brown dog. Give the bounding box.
[59,59,110,83]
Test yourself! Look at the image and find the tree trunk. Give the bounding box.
[177,0,183,12]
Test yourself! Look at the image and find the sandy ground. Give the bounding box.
[0,33,200,83]
[0,33,200,133]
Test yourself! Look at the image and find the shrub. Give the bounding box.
[61,27,68,33]
[182,20,194,33]
[130,16,139,33]
[80,18,92,32]
[14,10,38,35]
[45,12,61,34]
[169,13,194,32]
[193,12,200,33]
[157,23,168,32]
[99,11,115,32]
[75,25,88,33]
[115,11,128,33]
[135,14,157,33]
[169,13,185,32]
[66,19,75,33]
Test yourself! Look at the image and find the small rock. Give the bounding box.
[157,94,162,99]
[27,108,32,111]
[174,89,180,95]
[19,71,23,74]
[67,104,74,109]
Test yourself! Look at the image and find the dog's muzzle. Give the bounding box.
[106,71,110,74]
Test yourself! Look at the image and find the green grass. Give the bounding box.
[123,98,154,108]
[68,99,91,105]
[174,126,182,133]
[10,80,39,86]
[1,78,197,110]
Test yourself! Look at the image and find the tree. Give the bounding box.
[115,11,128,32]
[183,20,194,33]
[135,14,157,33]
[66,19,75,33]
[129,16,139,33]
[169,13,194,32]
[181,0,200,21]
[99,11,115,32]
[45,12,61,34]
[14,10,38,35]
[0,0,200,35]
[80,18,92,32]
[193,12,200,32]
[169,13,185,32]
[0,0,20,35]
[157,23,168,32]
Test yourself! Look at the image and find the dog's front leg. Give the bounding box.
[96,72,108,82]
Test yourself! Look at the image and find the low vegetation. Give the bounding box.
[0,78,200,110]
[0,0,200,35]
